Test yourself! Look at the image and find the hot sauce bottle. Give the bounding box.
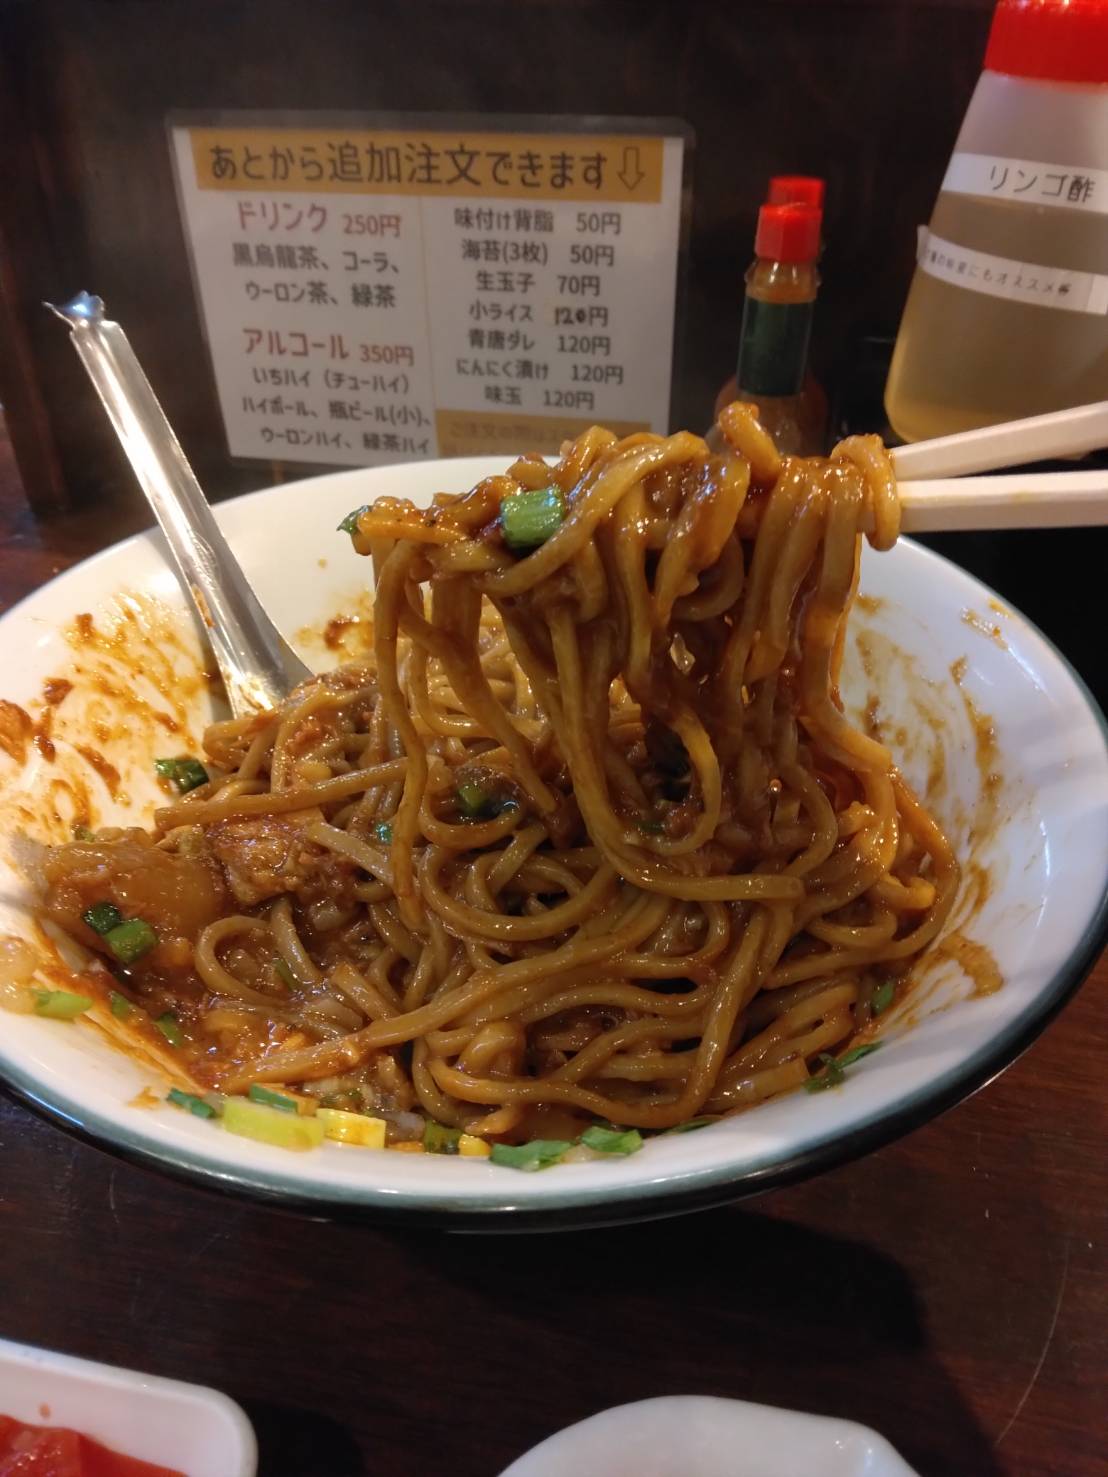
[713,201,825,454]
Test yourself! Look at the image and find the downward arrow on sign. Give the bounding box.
[617,145,645,191]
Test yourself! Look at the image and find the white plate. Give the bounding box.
[0,456,1105,1228]
[0,1336,255,1477]
[498,1395,919,1477]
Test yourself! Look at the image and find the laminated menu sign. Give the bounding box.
[169,115,689,467]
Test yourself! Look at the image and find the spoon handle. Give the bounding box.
[46,291,312,716]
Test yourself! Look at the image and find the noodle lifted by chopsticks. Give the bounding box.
[42,404,958,1142]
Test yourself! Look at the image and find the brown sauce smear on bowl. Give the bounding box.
[961,606,1008,650]
[0,701,33,764]
[296,589,376,662]
[850,614,1005,1013]
[936,929,1004,997]
[0,595,213,845]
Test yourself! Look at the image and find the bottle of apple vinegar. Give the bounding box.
[885,0,1108,442]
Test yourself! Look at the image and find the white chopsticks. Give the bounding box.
[889,399,1108,531]
[891,400,1108,481]
[899,470,1108,532]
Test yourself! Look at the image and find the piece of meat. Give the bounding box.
[206,810,322,906]
[41,829,229,973]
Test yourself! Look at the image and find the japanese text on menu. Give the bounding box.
[170,123,686,466]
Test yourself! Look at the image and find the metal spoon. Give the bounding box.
[45,291,312,717]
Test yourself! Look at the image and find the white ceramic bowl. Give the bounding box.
[0,457,1105,1229]
[0,1336,255,1477]
[498,1395,918,1477]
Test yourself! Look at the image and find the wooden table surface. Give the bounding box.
[0,419,1105,1477]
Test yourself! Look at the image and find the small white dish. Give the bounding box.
[0,456,1104,1227]
[0,1336,256,1476]
[498,1395,920,1476]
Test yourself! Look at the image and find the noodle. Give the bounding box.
[38,404,959,1144]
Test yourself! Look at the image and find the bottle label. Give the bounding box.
[917,229,1108,316]
[942,152,1108,216]
[737,298,812,397]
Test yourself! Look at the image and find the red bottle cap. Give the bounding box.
[767,175,826,210]
[754,203,822,263]
[985,0,1108,84]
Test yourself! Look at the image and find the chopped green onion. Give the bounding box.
[248,1083,299,1113]
[804,1057,844,1092]
[374,821,393,845]
[871,980,896,1016]
[423,1121,462,1155]
[319,1088,365,1112]
[104,918,158,965]
[222,1096,324,1151]
[82,901,122,936]
[32,988,92,1021]
[155,1011,182,1047]
[636,817,665,835]
[338,505,368,536]
[317,1107,386,1147]
[273,959,296,989]
[837,1043,881,1068]
[154,756,209,794]
[667,1116,716,1134]
[167,1087,217,1120]
[109,991,133,1019]
[500,485,566,554]
[456,779,493,819]
[72,824,95,842]
[489,1138,572,1172]
[580,1125,643,1156]
[803,1042,880,1093]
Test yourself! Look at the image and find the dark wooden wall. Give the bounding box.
[0,0,993,512]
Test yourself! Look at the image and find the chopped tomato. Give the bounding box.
[0,1417,183,1477]
[0,1419,84,1477]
